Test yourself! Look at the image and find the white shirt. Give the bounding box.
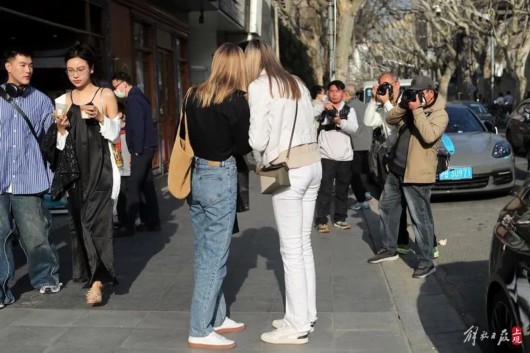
[364,99,399,148]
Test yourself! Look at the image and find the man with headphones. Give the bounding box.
[0,48,62,308]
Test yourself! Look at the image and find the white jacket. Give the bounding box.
[364,99,402,149]
[248,74,317,166]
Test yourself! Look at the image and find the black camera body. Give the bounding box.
[320,106,349,123]
[401,89,424,105]
[376,82,393,96]
[320,108,337,123]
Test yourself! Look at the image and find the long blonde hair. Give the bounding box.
[194,43,248,107]
[245,39,301,100]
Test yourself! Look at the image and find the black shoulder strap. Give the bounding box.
[0,87,39,141]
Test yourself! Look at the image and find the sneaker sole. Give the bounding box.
[333,225,352,230]
[214,324,246,334]
[272,321,315,333]
[367,254,399,264]
[261,334,309,345]
[413,267,437,279]
[188,342,236,349]
[39,283,63,294]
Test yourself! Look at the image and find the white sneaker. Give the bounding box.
[39,283,63,294]
[188,331,235,349]
[261,327,309,345]
[214,317,245,334]
[272,318,315,333]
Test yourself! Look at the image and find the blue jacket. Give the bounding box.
[125,86,157,154]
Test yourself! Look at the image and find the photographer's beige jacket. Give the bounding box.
[386,96,449,184]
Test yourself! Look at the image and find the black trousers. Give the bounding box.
[350,151,369,202]
[126,147,160,229]
[315,158,352,224]
[116,176,128,226]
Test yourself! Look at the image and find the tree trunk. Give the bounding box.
[437,63,455,99]
[513,41,530,102]
[514,65,527,103]
[335,0,366,81]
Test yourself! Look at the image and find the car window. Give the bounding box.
[445,107,486,133]
[466,103,488,114]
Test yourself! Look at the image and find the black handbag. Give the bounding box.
[235,154,250,212]
[258,102,298,194]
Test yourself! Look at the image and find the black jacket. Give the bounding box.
[125,86,158,154]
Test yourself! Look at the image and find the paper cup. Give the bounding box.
[80,109,90,119]
[54,95,67,118]
[55,103,67,117]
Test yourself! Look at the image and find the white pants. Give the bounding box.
[271,161,322,332]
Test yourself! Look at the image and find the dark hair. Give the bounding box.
[111,71,133,85]
[327,80,345,91]
[64,42,96,68]
[3,47,32,64]
[310,85,324,100]
[117,101,125,114]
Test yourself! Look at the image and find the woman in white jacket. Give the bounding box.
[245,39,322,345]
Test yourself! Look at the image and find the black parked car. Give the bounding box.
[453,100,495,125]
[486,178,530,352]
[505,98,530,155]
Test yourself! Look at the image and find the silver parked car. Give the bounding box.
[433,103,514,195]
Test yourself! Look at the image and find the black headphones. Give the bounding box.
[5,83,29,98]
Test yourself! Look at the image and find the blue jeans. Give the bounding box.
[0,194,60,303]
[379,172,434,269]
[188,157,237,337]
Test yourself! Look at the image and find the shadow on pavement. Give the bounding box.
[11,177,180,307]
[223,226,284,314]
[110,186,179,297]
[419,260,490,353]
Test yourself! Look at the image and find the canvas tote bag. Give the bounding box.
[168,93,194,199]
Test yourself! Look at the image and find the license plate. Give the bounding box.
[439,167,473,180]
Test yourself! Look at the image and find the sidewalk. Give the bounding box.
[0,173,478,353]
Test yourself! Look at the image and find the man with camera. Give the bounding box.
[314,80,358,233]
[365,73,440,258]
[367,75,448,279]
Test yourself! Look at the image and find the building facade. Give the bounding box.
[0,0,277,173]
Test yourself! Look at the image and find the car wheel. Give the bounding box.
[488,290,523,353]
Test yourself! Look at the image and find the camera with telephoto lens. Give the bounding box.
[376,82,393,96]
[401,89,424,105]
